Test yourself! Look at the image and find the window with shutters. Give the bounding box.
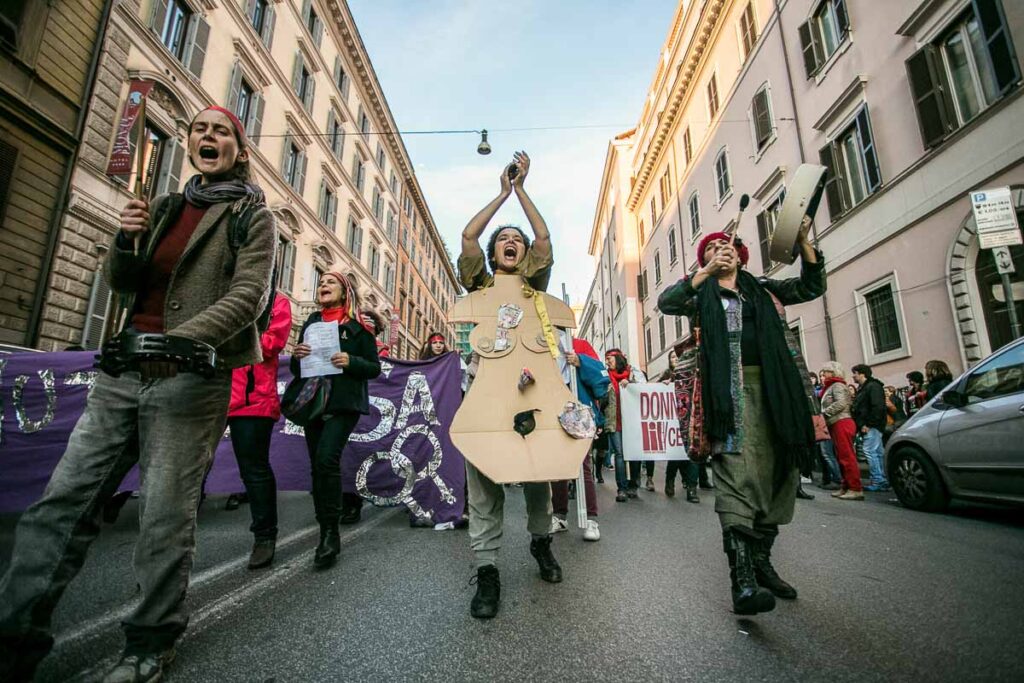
[688,192,701,241]
[659,168,672,208]
[282,140,306,193]
[756,190,786,271]
[714,149,731,203]
[674,313,683,339]
[376,144,386,170]
[638,220,646,246]
[641,269,649,300]
[277,235,296,294]
[386,208,397,241]
[818,106,881,220]
[668,226,678,265]
[122,120,178,199]
[333,56,350,99]
[352,156,366,192]
[650,196,658,228]
[707,73,720,120]
[654,250,662,284]
[347,216,364,260]
[327,109,344,159]
[358,107,370,136]
[906,1,1019,149]
[158,0,191,59]
[302,0,323,47]
[644,323,652,360]
[319,182,337,230]
[294,55,314,113]
[856,274,910,363]
[798,0,850,78]
[369,242,381,280]
[682,127,692,165]
[750,84,774,151]
[236,79,254,129]
[739,2,758,62]
[248,0,274,48]
[372,185,384,221]
[658,316,666,351]
[389,171,398,195]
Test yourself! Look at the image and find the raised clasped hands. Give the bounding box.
[510,151,529,189]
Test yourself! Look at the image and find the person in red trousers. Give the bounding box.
[819,361,864,500]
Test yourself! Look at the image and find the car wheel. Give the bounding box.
[890,448,949,512]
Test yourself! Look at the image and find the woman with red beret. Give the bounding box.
[657,222,826,617]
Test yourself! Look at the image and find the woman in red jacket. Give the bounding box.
[227,292,293,569]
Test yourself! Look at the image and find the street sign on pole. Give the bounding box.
[970,187,1022,249]
[992,246,1016,275]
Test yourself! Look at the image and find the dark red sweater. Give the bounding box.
[131,203,207,332]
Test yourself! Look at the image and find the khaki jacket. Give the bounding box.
[103,195,276,369]
[821,382,854,426]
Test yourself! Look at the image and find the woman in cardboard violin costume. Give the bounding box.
[0,107,276,682]
[456,152,564,620]
[657,222,825,616]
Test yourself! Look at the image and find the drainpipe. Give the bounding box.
[28,0,116,348]
[774,0,837,361]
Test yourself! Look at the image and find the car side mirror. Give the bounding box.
[942,390,968,408]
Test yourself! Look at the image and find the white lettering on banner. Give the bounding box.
[620,383,688,462]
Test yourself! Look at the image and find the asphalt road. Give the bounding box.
[2,464,1023,682]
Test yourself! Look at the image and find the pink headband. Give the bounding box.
[202,106,247,146]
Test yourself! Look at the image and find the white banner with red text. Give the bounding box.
[620,383,688,461]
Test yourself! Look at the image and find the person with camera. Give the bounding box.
[458,152,561,619]
[0,106,276,682]
[657,220,826,616]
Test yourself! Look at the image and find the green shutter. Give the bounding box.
[905,45,956,149]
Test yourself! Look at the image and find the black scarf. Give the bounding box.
[696,271,815,458]
[183,175,265,212]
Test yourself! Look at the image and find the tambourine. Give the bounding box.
[96,330,218,378]
[769,164,827,265]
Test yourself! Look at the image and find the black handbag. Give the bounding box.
[281,375,332,426]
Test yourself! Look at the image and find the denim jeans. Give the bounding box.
[819,440,842,483]
[608,432,628,492]
[0,369,231,657]
[862,427,888,487]
[227,416,278,540]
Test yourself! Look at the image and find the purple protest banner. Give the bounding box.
[0,352,466,524]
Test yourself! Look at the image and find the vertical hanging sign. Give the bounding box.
[106,80,155,176]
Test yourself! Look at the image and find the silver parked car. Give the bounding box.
[885,338,1024,512]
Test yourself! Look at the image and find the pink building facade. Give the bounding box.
[582,0,1024,386]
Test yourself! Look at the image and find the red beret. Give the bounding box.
[696,231,749,268]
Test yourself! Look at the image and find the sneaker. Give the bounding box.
[102,649,175,683]
[409,517,433,528]
[549,516,569,534]
[645,476,655,492]
[800,475,813,484]
[626,487,639,499]
[686,488,700,504]
[615,492,627,502]
[830,488,848,498]
[583,519,600,542]
[838,490,865,500]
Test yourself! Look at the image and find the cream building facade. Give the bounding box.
[34,0,458,352]
[582,0,1023,386]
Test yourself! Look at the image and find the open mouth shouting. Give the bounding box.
[197,144,219,161]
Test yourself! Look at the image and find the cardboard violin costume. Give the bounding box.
[449,272,591,483]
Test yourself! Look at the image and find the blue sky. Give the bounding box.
[349,0,677,303]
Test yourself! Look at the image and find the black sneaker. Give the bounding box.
[686,488,700,504]
[102,648,175,683]
[626,488,639,499]
[470,565,501,619]
[615,492,627,502]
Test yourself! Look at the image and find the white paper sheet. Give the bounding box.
[300,322,343,378]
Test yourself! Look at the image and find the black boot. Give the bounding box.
[529,535,563,583]
[686,487,700,503]
[314,524,340,569]
[248,538,276,570]
[724,528,775,615]
[470,565,501,619]
[752,527,797,600]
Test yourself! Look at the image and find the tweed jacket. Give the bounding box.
[820,381,854,426]
[103,194,276,369]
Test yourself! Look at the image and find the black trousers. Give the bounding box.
[303,412,360,526]
[628,460,656,487]
[665,460,698,488]
[228,416,278,540]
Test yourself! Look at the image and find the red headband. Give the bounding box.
[428,334,445,344]
[696,231,749,267]
[201,106,247,146]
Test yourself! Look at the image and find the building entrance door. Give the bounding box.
[975,240,1024,351]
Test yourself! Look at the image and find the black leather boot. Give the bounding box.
[248,538,276,570]
[470,565,501,619]
[529,535,563,583]
[314,524,340,569]
[724,528,775,615]
[752,527,797,599]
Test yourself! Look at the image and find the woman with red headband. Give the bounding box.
[0,106,276,681]
[658,221,826,617]
[292,272,382,568]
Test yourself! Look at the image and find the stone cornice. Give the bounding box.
[627,0,725,211]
